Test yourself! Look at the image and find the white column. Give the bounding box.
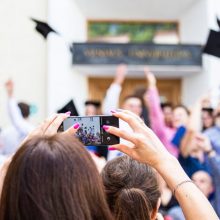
[180,0,210,106]
[181,0,220,107]
[47,0,88,115]
[205,0,220,107]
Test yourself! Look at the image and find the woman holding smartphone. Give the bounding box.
[103,109,219,220]
[0,113,113,220]
[0,111,218,220]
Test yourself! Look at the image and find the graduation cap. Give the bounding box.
[217,16,220,29]
[203,30,220,58]
[203,17,220,58]
[85,100,101,108]
[57,100,79,116]
[31,18,58,39]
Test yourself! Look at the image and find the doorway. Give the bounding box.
[88,77,181,106]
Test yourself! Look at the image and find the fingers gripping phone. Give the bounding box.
[59,116,119,146]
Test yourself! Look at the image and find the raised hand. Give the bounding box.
[5,79,14,97]
[103,110,219,220]
[195,134,213,153]
[114,64,128,85]
[103,110,172,167]
[144,67,156,88]
[22,112,79,144]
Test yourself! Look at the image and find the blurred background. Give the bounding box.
[0,0,220,126]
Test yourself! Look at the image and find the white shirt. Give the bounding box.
[103,83,122,115]
[7,98,34,136]
[107,119,133,161]
[102,83,123,160]
[0,98,34,156]
[0,126,22,155]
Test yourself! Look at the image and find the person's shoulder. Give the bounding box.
[168,206,185,220]
[1,126,17,136]
[0,155,7,166]
[204,126,220,135]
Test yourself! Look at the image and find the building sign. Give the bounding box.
[72,43,202,66]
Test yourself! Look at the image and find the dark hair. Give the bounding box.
[161,102,173,110]
[202,107,214,116]
[173,104,190,115]
[85,100,101,108]
[0,134,113,220]
[123,95,142,103]
[202,108,215,131]
[101,156,160,220]
[18,102,30,118]
[133,87,151,127]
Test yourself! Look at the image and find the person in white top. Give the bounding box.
[0,80,34,156]
[103,64,143,116]
[103,64,143,160]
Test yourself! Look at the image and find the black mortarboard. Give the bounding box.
[57,100,79,116]
[217,17,220,29]
[31,18,58,39]
[85,100,101,108]
[203,30,220,58]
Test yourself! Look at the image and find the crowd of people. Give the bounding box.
[0,65,220,220]
[77,126,101,145]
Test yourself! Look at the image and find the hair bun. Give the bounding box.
[114,188,152,220]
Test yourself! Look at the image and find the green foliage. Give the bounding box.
[88,22,177,43]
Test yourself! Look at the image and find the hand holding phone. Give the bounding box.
[60,116,119,146]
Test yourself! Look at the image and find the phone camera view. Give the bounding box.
[64,117,101,145]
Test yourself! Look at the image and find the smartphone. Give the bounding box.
[59,115,119,146]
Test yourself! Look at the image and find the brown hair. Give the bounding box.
[0,134,113,220]
[18,102,30,118]
[101,156,160,220]
[161,102,173,110]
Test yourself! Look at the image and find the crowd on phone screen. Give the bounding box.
[0,66,220,220]
[77,126,101,145]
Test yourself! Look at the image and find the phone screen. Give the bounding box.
[62,116,119,146]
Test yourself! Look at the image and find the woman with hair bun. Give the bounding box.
[103,109,218,220]
[102,155,161,220]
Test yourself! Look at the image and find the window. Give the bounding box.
[88,21,179,44]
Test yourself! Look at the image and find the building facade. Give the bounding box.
[0,0,220,126]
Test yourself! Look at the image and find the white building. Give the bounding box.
[0,0,220,126]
